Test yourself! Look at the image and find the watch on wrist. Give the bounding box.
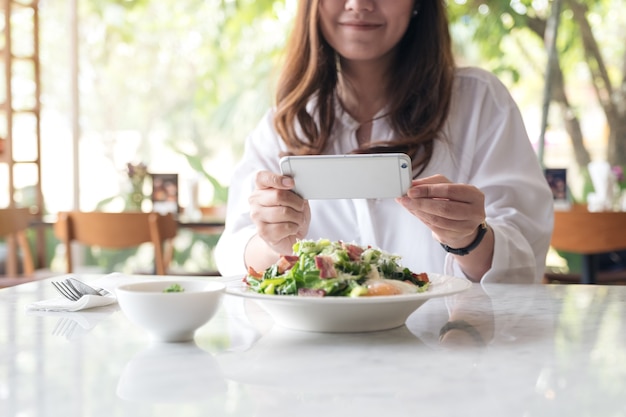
[440,221,488,256]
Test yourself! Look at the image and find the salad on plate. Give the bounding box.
[245,239,429,297]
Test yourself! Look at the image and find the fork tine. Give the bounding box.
[57,281,81,301]
[51,282,67,299]
[60,281,81,301]
[52,281,79,301]
[63,280,85,300]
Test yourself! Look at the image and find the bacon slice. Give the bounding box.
[315,255,337,278]
[247,266,263,278]
[412,272,429,283]
[276,255,299,274]
[342,242,364,261]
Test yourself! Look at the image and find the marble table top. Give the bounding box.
[1,274,625,417]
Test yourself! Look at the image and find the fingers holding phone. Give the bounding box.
[397,174,486,249]
[255,170,295,190]
[249,170,311,255]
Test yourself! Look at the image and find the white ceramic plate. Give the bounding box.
[224,273,472,333]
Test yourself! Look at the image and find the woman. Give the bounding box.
[215,0,553,283]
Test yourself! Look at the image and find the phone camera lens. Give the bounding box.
[401,163,408,169]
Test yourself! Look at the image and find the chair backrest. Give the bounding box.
[53,211,178,275]
[552,205,626,253]
[0,208,35,276]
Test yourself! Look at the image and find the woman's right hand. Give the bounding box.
[248,170,311,257]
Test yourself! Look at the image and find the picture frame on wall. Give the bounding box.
[151,173,179,215]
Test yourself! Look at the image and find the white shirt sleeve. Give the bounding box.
[214,111,286,277]
[439,68,554,283]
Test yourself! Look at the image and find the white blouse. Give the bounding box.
[214,67,554,283]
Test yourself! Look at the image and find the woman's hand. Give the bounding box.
[396,174,493,280]
[248,170,311,258]
[397,174,485,247]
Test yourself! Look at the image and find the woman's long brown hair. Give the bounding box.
[273,0,455,175]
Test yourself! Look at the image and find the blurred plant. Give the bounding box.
[448,0,626,171]
[177,151,229,206]
[126,162,148,211]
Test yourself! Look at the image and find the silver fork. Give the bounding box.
[51,281,83,301]
[51,278,110,301]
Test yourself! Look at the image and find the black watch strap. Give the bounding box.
[440,221,488,256]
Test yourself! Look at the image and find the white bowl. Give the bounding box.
[116,280,225,342]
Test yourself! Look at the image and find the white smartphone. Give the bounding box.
[279,153,413,199]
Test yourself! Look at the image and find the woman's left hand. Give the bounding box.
[396,174,486,249]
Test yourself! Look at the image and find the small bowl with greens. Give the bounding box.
[116,280,225,342]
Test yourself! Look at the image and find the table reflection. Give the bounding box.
[215,282,551,416]
[218,324,424,386]
[26,304,118,340]
[117,341,226,404]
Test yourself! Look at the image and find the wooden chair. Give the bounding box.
[548,204,626,284]
[0,207,35,277]
[53,211,178,275]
